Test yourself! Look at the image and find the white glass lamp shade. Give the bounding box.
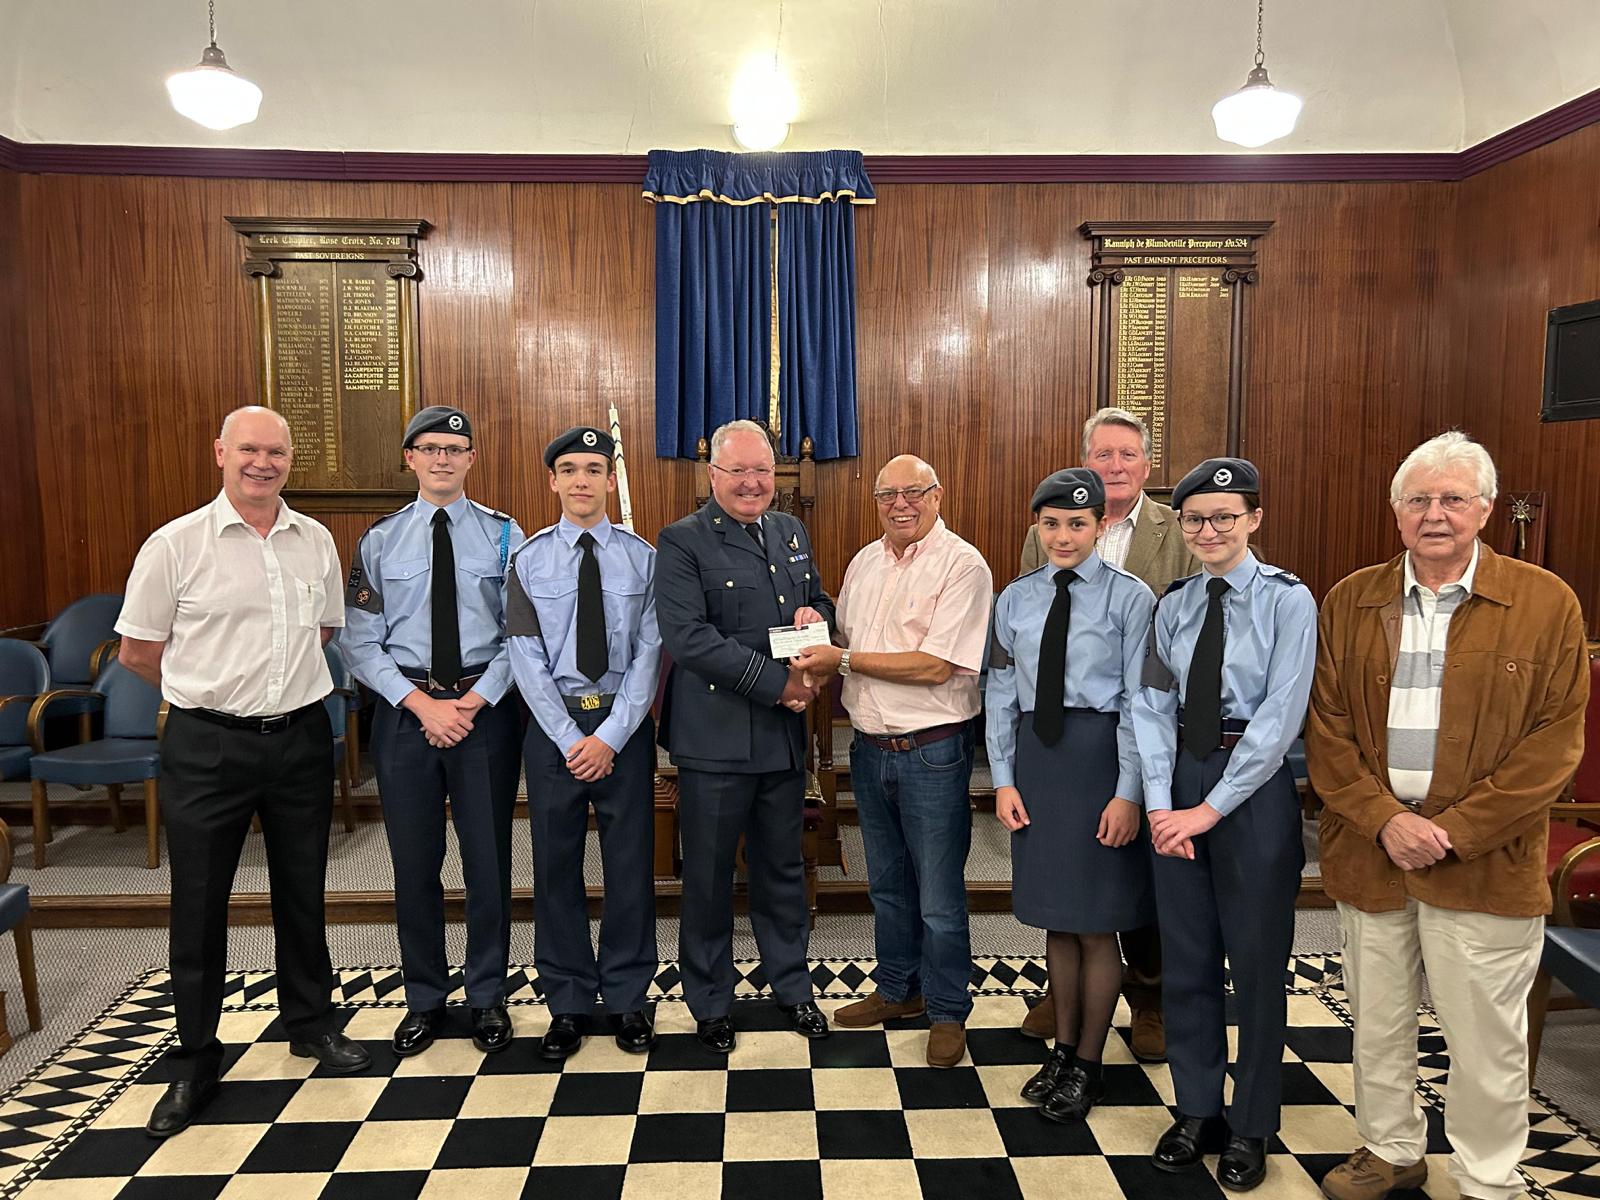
[166,44,262,131]
[730,56,796,151]
[1211,65,1300,148]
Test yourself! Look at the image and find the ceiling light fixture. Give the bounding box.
[730,54,796,151]
[166,0,262,131]
[1211,0,1301,149]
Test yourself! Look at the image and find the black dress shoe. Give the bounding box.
[540,1013,585,1061]
[391,1009,444,1058]
[1152,1113,1230,1173]
[1217,1135,1268,1191]
[1040,1064,1105,1123]
[472,1004,513,1054]
[611,1010,656,1054]
[778,1001,830,1040]
[696,1015,736,1054]
[1021,1045,1074,1103]
[289,1032,371,1074]
[144,1077,219,1138]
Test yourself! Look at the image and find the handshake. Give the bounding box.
[775,607,838,712]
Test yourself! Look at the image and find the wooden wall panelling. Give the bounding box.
[0,166,45,629]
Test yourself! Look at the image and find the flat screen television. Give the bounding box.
[1542,299,1600,422]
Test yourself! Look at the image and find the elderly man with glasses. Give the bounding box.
[794,455,993,1067]
[1307,431,1589,1200]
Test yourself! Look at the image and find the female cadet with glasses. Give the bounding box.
[1131,457,1317,1192]
[987,468,1156,1125]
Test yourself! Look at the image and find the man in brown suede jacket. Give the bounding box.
[1307,431,1589,1200]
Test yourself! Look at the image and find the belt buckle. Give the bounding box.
[579,694,601,711]
[258,713,289,735]
[890,735,914,752]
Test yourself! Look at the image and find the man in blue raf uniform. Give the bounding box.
[505,426,662,1061]
[341,405,524,1058]
[656,419,836,1053]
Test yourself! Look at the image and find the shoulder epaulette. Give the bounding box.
[1262,566,1306,587]
[1161,574,1197,598]
[470,499,511,522]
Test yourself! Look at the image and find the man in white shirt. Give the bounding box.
[117,406,369,1138]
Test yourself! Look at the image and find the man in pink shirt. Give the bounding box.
[793,455,993,1067]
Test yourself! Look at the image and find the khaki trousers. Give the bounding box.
[1338,899,1542,1200]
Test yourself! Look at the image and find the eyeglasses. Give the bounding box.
[1178,511,1250,533]
[410,444,472,460]
[709,463,775,480]
[1395,493,1480,514]
[872,483,941,506]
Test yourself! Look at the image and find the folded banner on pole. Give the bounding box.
[608,403,634,531]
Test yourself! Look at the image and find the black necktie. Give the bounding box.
[1183,577,1231,759]
[430,509,461,689]
[576,530,608,682]
[745,521,766,553]
[1032,569,1077,747]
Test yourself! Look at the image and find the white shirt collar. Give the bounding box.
[211,490,301,537]
[1110,492,1144,531]
[1403,539,1479,597]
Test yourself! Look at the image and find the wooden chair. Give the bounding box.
[1528,834,1600,1070]
[0,819,43,1044]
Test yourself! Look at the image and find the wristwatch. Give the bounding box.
[839,650,852,677]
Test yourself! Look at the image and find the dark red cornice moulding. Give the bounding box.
[2,86,1596,185]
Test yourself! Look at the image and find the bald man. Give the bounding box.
[794,455,993,1067]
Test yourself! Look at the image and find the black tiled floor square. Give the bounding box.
[522,1163,627,1200]
[647,1032,733,1072]
[916,1157,1024,1200]
[966,1027,1057,1067]
[733,999,801,1033]
[994,1105,1102,1157]
[1282,1025,1353,1063]
[36,1128,160,1178]
[894,1066,990,1109]
[808,1031,892,1070]
[1108,1153,1228,1200]
[549,1071,644,1116]
[238,1121,360,1173]
[725,1067,813,1112]
[192,1078,302,1125]
[476,1037,564,1075]
[630,1112,725,1163]
[815,1110,913,1159]
[115,1177,229,1200]
[367,1075,474,1121]
[143,1042,249,1085]
[1278,1062,1341,1106]
[1423,1103,1454,1155]
[1100,1064,1165,1106]
[434,1115,544,1169]
[723,1159,823,1199]
[320,1170,429,1200]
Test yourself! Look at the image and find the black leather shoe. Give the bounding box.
[472,1004,513,1054]
[1040,1065,1105,1123]
[540,1013,585,1061]
[778,1001,831,1040]
[289,1032,371,1074]
[612,1010,656,1054]
[391,1009,444,1058]
[696,1015,736,1054]
[1217,1135,1268,1191]
[1021,1045,1074,1103]
[144,1077,219,1138]
[1152,1113,1230,1173]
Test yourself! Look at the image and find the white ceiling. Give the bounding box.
[1,0,1597,155]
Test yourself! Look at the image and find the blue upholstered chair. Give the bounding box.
[0,819,42,1039]
[324,644,357,833]
[30,594,123,739]
[1529,834,1600,1071]
[0,642,51,785]
[27,659,163,869]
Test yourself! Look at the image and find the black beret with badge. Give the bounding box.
[403,406,472,448]
[1030,466,1105,513]
[544,426,615,469]
[1172,457,1260,509]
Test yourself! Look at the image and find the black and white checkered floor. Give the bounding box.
[0,956,1594,1199]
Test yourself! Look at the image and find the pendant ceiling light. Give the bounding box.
[166,0,262,131]
[1211,0,1301,149]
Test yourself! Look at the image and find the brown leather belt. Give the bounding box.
[857,721,969,753]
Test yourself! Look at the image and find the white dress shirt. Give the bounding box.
[1097,493,1144,571]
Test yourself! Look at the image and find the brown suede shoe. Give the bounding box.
[833,991,926,1028]
[1319,1148,1427,1200]
[1129,1007,1166,1062]
[927,1022,966,1068]
[1020,992,1055,1039]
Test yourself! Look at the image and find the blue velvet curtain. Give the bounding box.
[645,149,873,460]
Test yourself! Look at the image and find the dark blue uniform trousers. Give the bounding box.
[372,695,520,1011]
[525,709,658,1016]
[678,768,813,1020]
[1152,749,1303,1138]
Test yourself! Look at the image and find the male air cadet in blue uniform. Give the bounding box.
[655,418,836,1054]
[504,426,662,1061]
[341,406,524,1058]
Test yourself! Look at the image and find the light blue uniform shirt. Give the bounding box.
[341,494,523,709]
[505,515,661,756]
[985,551,1155,803]
[1131,551,1317,817]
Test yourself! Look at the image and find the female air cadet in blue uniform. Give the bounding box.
[988,468,1156,1124]
[1131,457,1317,1192]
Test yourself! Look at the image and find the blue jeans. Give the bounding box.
[850,727,975,1024]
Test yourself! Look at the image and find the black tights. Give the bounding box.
[1046,930,1122,1061]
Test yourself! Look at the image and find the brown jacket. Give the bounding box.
[1307,544,1590,917]
[1019,494,1197,592]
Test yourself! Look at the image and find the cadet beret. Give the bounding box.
[544,426,615,469]
[1172,457,1260,509]
[1030,467,1105,513]
[403,406,472,447]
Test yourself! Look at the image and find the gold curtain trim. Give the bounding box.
[642,188,875,206]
